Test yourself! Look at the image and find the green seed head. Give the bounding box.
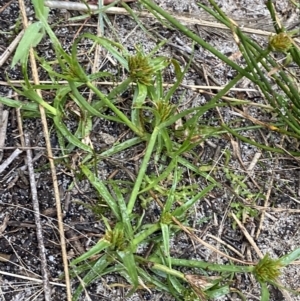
[154,100,177,122]
[128,52,155,86]
[253,253,283,282]
[160,212,173,225]
[268,32,293,53]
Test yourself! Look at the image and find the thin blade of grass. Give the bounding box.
[70,240,111,266]
[53,115,93,153]
[110,182,133,238]
[172,184,215,218]
[117,250,139,289]
[279,248,300,266]
[72,254,111,301]
[131,82,147,128]
[260,281,270,301]
[80,165,121,219]
[160,223,171,268]
[11,22,44,67]
[127,126,159,214]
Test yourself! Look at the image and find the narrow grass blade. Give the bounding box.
[81,165,121,219]
[72,254,111,301]
[207,286,230,299]
[69,82,122,122]
[136,266,173,293]
[131,82,147,128]
[260,281,270,301]
[138,158,176,194]
[222,124,300,156]
[177,156,219,186]
[11,22,44,67]
[106,77,133,101]
[70,240,111,266]
[117,250,139,289]
[160,223,171,268]
[21,88,57,115]
[53,115,93,153]
[149,257,252,273]
[87,81,143,137]
[110,182,133,237]
[164,162,178,212]
[172,184,215,217]
[132,223,161,246]
[279,248,300,266]
[0,96,39,112]
[127,126,159,214]
[80,33,128,69]
[93,137,143,159]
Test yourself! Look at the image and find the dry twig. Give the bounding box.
[231,212,263,259]
[0,148,22,174]
[0,104,9,162]
[18,0,72,299]
[24,133,51,301]
[0,29,24,68]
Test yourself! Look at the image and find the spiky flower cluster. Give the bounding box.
[253,253,283,282]
[268,32,293,53]
[128,52,155,86]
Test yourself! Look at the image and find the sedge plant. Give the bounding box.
[1,0,300,300]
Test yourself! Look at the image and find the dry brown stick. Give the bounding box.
[0,270,66,287]
[0,0,14,13]
[0,29,24,68]
[0,104,9,162]
[24,133,51,301]
[255,172,274,239]
[231,212,263,259]
[247,152,262,172]
[206,234,244,258]
[0,148,23,174]
[17,0,72,299]
[44,1,283,37]
[0,215,10,234]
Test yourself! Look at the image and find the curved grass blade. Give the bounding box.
[53,115,93,153]
[72,254,111,301]
[279,248,300,266]
[81,165,121,219]
[11,22,44,68]
[172,184,215,218]
[70,240,111,266]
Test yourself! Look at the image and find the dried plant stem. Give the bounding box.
[24,133,51,301]
[0,148,22,174]
[0,105,9,162]
[44,0,290,37]
[18,0,72,299]
[0,29,24,68]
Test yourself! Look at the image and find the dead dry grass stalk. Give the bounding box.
[17,0,72,299]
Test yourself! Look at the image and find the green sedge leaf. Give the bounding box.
[80,165,121,219]
[70,240,111,266]
[12,22,44,68]
[279,248,300,266]
[260,281,270,301]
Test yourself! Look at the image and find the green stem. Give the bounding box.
[222,124,300,155]
[86,81,144,137]
[147,256,253,273]
[132,223,161,246]
[151,263,185,280]
[127,126,159,214]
